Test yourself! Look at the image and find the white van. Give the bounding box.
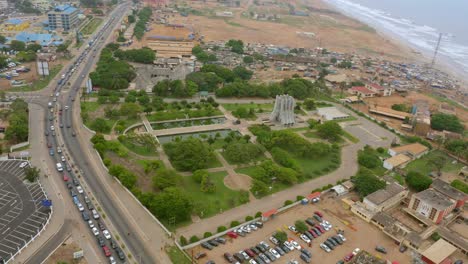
[56,163,63,172]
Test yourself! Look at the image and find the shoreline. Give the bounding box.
[317,0,468,86]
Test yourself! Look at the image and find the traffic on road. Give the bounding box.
[44,3,131,263]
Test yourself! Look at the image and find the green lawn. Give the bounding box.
[206,154,223,169]
[9,65,62,92]
[81,18,103,35]
[81,101,101,113]
[181,171,249,218]
[147,108,224,122]
[393,174,405,185]
[293,151,340,179]
[303,130,320,139]
[404,150,464,176]
[167,246,191,264]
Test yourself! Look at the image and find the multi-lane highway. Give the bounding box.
[50,3,156,264]
[34,1,156,263]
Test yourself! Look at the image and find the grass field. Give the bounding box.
[236,166,290,195]
[10,65,62,92]
[181,171,248,218]
[221,150,267,165]
[147,109,223,122]
[81,18,103,35]
[118,135,158,156]
[167,246,191,264]
[405,150,464,176]
[222,103,273,112]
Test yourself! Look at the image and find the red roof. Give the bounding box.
[368,83,384,90]
[262,209,278,218]
[307,192,321,200]
[351,86,375,94]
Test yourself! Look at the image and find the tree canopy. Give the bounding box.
[431,113,464,134]
[316,121,343,142]
[5,99,29,143]
[353,168,386,198]
[114,48,155,64]
[153,79,198,98]
[134,7,152,40]
[405,171,432,192]
[226,39,244,54]
[164,137,214,171]
[223,140,264,164]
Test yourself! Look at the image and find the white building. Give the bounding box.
[0,0,8,11]
[317,107,350,121]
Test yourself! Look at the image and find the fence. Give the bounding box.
[9,141,29,152]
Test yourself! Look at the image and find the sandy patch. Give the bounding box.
[224,172,253,190]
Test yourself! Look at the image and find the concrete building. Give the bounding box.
[47,5,79,31]
[316,107,350,121]
[270,95,296,126]
[351,183,408,222]
[146,37,194,58]
[408,189,456,224]
[412,99,431,137]
[388,143,429,159]
[2,18,30,31]
[14,32,63,46]
[369,106,412,120]
[431,179,467,208]
[31,0,52,11]
[421,239,457,264]
[383,154,411,170]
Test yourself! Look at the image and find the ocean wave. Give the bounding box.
[324,0,468,77]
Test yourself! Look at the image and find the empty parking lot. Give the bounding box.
[0,160,51,263]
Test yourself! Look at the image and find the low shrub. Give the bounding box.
[189,235,199,243]
[217,226,227,232]
[203,232,213,238]
[230,221,240,228]
[284,200,293,206]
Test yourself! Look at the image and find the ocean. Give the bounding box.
[323,0,468,79]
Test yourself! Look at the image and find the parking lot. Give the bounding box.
[189,193,412,264]
[0,160,51,263]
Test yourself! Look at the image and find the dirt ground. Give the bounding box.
[188,192,412,264]
[0,59,64,91]
[224,173,252,190]
[45,236,87,264]
[352,91,468,131]
[164,0,416,62]
[130,24,193,49]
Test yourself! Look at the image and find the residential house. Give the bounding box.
[349,86,376,98]
[365,83,393,96]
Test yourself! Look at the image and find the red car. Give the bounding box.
[227,231,238,238]
[309,229,318,238]
[314,211,323,217]
[63,174,69,181]
[315,224,326,233]
[102,245,111,257]
[245,249,255,257]
[344,253,354,262]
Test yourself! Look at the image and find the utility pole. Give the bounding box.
[430,33,443,69]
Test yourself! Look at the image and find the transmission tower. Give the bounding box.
[430,33,443,69]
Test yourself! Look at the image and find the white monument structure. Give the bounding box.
[270,94,296,126]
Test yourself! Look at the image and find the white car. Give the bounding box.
[242,225,251,233]
[19,161,28,168]
[320,222,331,231]
[249,224,258,231]
[283,241,294,251]
[300,234,311,243]
[77,186,84,194]
[50,125,55,131]
[65,105,69,110]
[109,256,117,264]
[290,240,301,250]
[353,248,361,255]
[77,203,84,212]
[288,226,297,233]
[55,92,59,97]
[61,74,65,79]
[269,236,279,245]
[249,259,258,264]
[239,250,250,260]
[103,229,111,240]
[88,220,94,228]
[260,241,270,250]
[338,234,347,242]
[92,209,100,219]
[61,156,66,162]
[57,147,62,153]
[92,227,99,236]
[320,243,331,253]
[269,248,281,259]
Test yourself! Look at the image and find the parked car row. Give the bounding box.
[319,234,346,253]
